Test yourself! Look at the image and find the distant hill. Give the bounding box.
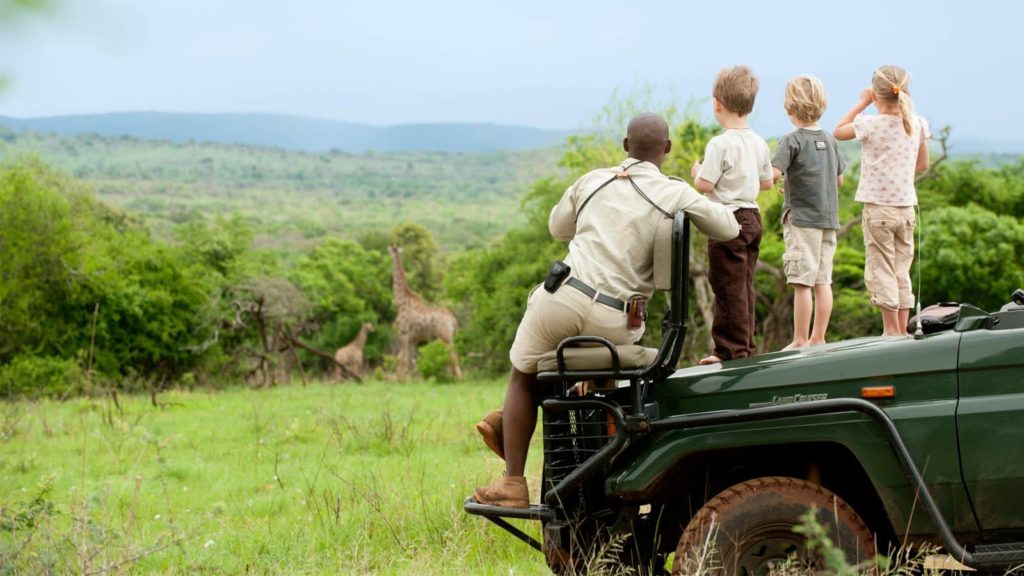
[946,138,1024,155]
[0,112,572,153]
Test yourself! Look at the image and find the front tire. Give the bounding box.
[672,476,875,575]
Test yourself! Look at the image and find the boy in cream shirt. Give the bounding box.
[691,65,774,364]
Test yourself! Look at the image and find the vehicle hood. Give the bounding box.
[655,331,961,411]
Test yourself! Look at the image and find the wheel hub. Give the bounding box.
[732,524,806,576]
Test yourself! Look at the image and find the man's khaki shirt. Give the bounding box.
[549,158,740,300]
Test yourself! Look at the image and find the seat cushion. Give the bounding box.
[537,345,658,372]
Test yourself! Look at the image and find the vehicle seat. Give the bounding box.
[536,212,690,383]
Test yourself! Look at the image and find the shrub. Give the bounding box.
[0,355,84,399]
[417,341,454,383]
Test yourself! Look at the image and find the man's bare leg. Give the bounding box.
[474,366,538,508]
[503,366,539,477]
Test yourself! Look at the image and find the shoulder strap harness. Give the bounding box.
[575,160,673,222]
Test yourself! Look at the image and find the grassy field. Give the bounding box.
[0,379,557,575]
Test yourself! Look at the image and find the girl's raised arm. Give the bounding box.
[915,134,930,173]
[834,88,873,141]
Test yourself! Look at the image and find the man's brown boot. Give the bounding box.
[474,475,529,508]
[475,409,504,460]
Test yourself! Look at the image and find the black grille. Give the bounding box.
[542,404,613,508]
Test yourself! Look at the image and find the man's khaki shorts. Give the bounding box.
[782,221,837,286]
[509,283,644,374]
[862,204,916,311]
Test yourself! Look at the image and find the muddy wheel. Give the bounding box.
[671,476,875,576]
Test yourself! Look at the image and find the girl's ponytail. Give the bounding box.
[896,90,915,136]
[872,65,916,136]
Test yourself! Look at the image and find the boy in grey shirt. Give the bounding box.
[771,75,847,349]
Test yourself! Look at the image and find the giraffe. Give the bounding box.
[333,322,374,381]
[387,244,462,380]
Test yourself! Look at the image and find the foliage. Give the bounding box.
[0,159,253,383]
[0,130,563,253]
[918,204,1024,310]
[0,0,50,19]
[416,340,455,383]
[762,506,939,576]
[918,157,1024,217]
[291,238,393,364]
[789,506,864,575]
[390,221,445,301]
[0,355,83,398]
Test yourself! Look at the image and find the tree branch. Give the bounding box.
[285,331,362,383]
[915,125,951,185]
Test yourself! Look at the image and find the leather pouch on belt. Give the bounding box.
[626,296,647,329]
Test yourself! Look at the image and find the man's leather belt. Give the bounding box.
[566,278,626,311]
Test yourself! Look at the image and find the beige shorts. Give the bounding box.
[509,282,644,373]
[862,204,916,311]
[782,221,837,286]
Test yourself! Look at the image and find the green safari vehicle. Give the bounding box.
[465,211,1024,574]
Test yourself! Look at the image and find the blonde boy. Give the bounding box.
[691,66,773,364]
[771,75,846,348]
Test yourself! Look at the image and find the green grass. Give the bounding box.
[0,379,553,575]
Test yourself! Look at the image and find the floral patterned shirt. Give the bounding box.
[853,114,930,206]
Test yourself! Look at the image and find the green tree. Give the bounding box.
[919,158,1024,218]
[918,204,1024,310]
[0,159,224,387]
[292,238,393,367]
[390,221,445,301]
[0,159,84,359]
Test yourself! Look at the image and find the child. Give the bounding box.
[691,65,774,364]
[834,65,929,336]
[772,75,846,349]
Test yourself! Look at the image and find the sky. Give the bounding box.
[0,0,1021,142]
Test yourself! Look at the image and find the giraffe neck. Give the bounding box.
[353,326,371,349]
[391,251,418,310]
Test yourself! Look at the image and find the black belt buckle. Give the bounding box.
[544,261,571,293]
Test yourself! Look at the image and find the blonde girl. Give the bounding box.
[834,65,929,336]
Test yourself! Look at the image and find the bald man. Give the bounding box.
[474,113,740,508]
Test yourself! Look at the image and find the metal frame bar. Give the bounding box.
[483,516,544,552]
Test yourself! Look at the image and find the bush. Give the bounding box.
[417,341,454,383]
[0,355,84,399]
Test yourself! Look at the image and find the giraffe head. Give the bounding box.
[363,322,375,333]
[387,244,403,257]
